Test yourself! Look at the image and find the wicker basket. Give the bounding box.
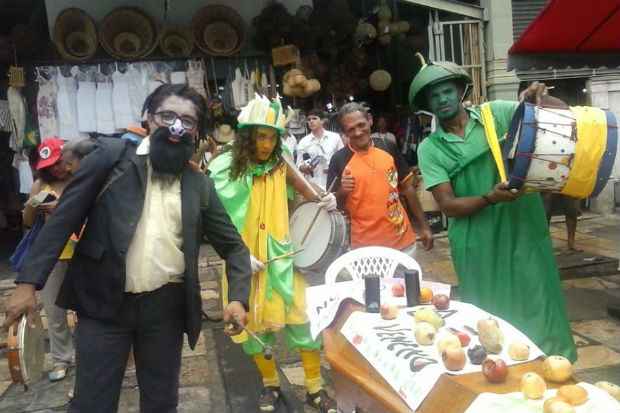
[272,45,299,67]
[99,7,159,60]
[53,8,98,62]
[192,5,244,56]
[160,26,194,58]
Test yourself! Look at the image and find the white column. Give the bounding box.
[480,0,521,100]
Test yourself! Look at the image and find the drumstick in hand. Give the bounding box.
[299,179,338,245]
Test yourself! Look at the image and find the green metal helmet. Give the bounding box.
[408,61,472,111]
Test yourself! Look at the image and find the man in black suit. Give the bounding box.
[3,84,251,412]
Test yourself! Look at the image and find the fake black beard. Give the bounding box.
[149,127,194,176]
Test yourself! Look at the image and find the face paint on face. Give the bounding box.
[426,81,463,121]
[254,127,278,163]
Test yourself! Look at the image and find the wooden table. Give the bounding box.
[323,300,571,413]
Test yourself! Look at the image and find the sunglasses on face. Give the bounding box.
[154,111,198,131]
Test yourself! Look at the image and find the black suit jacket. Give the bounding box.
[18,138,251,348]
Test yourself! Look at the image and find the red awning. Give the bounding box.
[508,0,620,70]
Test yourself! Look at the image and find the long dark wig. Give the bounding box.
[228,126,283,180]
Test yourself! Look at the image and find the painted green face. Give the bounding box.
[425,81,462,121]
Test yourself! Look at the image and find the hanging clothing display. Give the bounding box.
[187,60,207,98]
[95,74,116,134]
[36,72,59,140]
[0,100,11,132]
[112,69,135,130]
[127,63,149,123]
[13,152,33,195]
[8,86,26,151]
[56,68,83,141]
[77,79,97,133]
[170,71,187,85]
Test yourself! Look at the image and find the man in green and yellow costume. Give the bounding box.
[208,95,338,412]
[410,61,577,361]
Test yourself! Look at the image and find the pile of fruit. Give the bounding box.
[380,285,620,410]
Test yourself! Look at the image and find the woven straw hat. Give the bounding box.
[369,69,392,91]
[99,7,159,60]
[192,5,244,56]
[160,26,194,57]
[214,124,235,143]
[53,8,98,62]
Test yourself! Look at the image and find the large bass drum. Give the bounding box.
[289,201,349,275]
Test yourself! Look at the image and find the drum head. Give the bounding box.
[290,202,333,269]
[17,313,45,385]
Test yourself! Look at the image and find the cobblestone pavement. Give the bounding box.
[1,213,619,411]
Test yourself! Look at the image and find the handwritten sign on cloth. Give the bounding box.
[340,301,545,412]
[465,382,620,413]
[305,278,451,339]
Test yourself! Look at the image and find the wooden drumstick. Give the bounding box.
[299,178,338,245]
[264,249,304,264]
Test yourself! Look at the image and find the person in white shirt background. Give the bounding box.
[370,115,397,146]
[296,109,343,190]
[282,126,298,161]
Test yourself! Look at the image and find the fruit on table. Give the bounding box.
[543,396,570,413]
[414,322,436,346]
[508,341,530,361]
[391,282,405,297]
[436,332,461,353]
[414,307,444,329]
[432,294,450,310]
[442,347,466,371]
[521,372,547,399]
[595,381,620,401]
[545,400,576,413]
[449,329,471,347]
[481,357,508,383]
[557,384,588,406]
[380,303,399,320]
[477,318,504,354]
[542,355,573,383]
[467,345,487,365]
[419,287,433,303]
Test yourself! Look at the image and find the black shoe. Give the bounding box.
[258,386,281,412]
[306,390,337,413]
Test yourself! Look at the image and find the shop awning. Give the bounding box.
[508,0,620,71]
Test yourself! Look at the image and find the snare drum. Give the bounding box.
[289,201,349,274]
[507,102,617,198]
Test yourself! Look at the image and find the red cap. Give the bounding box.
[36,137,64,170]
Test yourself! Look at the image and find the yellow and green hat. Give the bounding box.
[237,94,292,135]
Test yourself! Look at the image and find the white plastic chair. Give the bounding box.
[324,246,423,284]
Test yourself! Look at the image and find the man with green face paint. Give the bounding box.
[410,61,577,361]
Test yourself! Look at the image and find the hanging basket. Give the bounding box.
[192,5,245,56]
[99,7,159,60]
[160,26,194,58]
[53,8,98,62]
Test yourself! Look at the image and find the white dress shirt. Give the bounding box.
[125,137,185,293]
[296,130,343,190]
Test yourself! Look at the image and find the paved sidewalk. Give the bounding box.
[1,214,619,411]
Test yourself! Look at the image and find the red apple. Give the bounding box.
[455,330,471,347]
[432,294,450,310]
[442,347,466,371]
[391,282,405,297]
[482,357,508,383]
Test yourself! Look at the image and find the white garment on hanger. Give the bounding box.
[77,80,97,132]
[96,78,116,134]
[13,152,33,195]
[187,60,207,98]
[127,64,148,124]
[36,73,59,139]
[112,69,135,130]
[0,100,12,132]
[170,71,187,85]
[231,68,243,109]
[56,69,85,140]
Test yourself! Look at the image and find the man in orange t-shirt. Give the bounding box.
[327,103,433,254]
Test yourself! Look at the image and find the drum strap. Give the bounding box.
[480,103,508,182]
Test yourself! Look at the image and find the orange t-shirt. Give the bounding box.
[327,140,415,249]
